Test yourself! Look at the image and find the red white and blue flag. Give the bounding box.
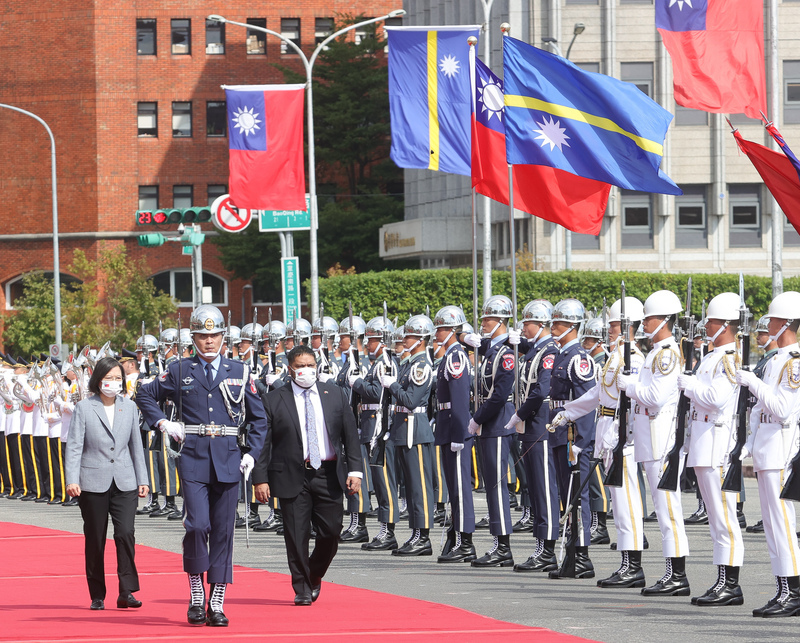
[224,84,306,211]
[656,0,766,119]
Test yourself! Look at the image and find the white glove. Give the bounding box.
[601,448,614,471]
[450,442,465,452]
[463,333,482,348]
[318,372,331,383]
[617,374,634,391]
[677,374,696,392]
[266,373,280,386]
[507,329,522,346]
[550,411,569,429]
[468,418,481,435]
[736,369,758,389]
[62,401,75,414]
[739,445,751,461]
[504,413,522,431]
[239,453,255,479]
[348,373,362,388]
[380,375,397,388]
[160,420,184,442]
[570,444,582,461]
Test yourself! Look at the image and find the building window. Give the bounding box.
[784,60,800,124]
[206,19,225,54]
[137,19,157,55]
[281,18,300,54]
[139,185,159,210]
[173,185,193,208]
[785,216,800,246]
[575,62,600,74]
[355,18,376,47]
[207,184,227,205]
[565,0,598,4]
[621,62,654,98]
[246,18,266,54]
[621,190,653,249]
[315,18,333,47]
[5,272,81,311]
[729,184,762,248]
[171,19,191,55]
[675,185,708,248]
[137,102,158,137]
[172,102,192,137]
[206,101,226,137]
[675,105,708,126]
[152,270,228,306]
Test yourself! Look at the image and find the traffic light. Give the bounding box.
[136,210,168,225]
[137,233,166,247]
[182,206,212,223]
[180,231,206,246]
[135,207,212,225]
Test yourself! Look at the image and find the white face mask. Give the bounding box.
[100,380,122,398]
[293,366,317,389]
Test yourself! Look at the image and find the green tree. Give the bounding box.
[2,272,57,356]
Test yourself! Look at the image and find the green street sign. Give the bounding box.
[258,195,313,232]
[281,257,300,324]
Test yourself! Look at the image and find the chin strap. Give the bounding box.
[552,324,574,343]
[708,321,729,345]
[644,318,668,340]
[770,320,793,343]
[482,321,500,339]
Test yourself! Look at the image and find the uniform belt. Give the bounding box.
[550,399,569,410]
[633,404,656,417]
[478,395,513,404]
[691,410,721,423]
[759,414,789,426]
[437,402,452,410]
[599,405,617,418]
[184,424,236,437]
[395,406,426,414]
[360,404,381,411]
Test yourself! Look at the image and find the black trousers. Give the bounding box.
[32,436,51,500]
[0,430,10,494]
[78,482,140,600]
[6,433,24,493]
[20,435,37,496]
[48,437,65,502]
[280,461,344,597]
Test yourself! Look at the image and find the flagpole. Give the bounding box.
[769,0,783,297]
[469,36,480,414]
[480,0,496,303]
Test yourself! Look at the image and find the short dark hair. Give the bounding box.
[88,357,123,395]
[287,344,315,366]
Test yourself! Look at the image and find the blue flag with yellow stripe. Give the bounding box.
[502,36,681,196]
[387,26,480,176]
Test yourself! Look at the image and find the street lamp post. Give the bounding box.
[541,22,585,271]
[209,10,405,321]
[0,104,62,349]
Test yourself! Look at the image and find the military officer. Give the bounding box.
[736,291,800,617]
[619,290,691,597]
[311,316,340,380]
[136,305,268,627]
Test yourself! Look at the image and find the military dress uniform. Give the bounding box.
[386,350,435,556]
[435,341,476,563]
[0,369,23,497]
[587,350,610,544]
[512,334,561,573]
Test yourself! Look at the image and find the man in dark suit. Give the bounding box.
[253,344,362,606]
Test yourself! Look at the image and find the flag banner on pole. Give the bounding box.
[765,122,800,183]
[224,84,306,211]
[471,56,610,235]
[502,36,681,196]
[387,25,480,176]
[657,0,766,120]
[732,129,800,233]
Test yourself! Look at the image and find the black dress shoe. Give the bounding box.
[471,537,513,568]
[641,558,690,597]
[48,498,63,505]
[437,537,477,563]
[62,497,79,507]
[548,546,594,579]
[392,535,432,556]
[311,579,321,602]
[362,529,398,551]
[117,592,142,608]
[512,516,535,533]
[747,520,764,533]
[20,493,37,501]
[685,505,708,525]
[8,490,23,499]
[149,502,178,518]
[90,599,104,610]
[513,540,558,573]
[758,577,800,618]
[35,496,49,503]
[294,593,313,606]
[340,525,369,543]
[136,500,158,515]
[475,517,490,529]
[643,510,658,523]
[597,552,646,589]
[187,605,206,625]
[591,525,611,545]
[0,491,8,499]
[167,508,184,521]
[206,607,229,626]
[694,583,743,606]
[235,515,247,528]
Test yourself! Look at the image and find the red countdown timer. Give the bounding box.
[136,210,168,225]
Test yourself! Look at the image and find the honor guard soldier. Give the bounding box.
[736,291,800,617]
[504,300,561,572]
[224,325,241,360]
[619,290,691,597]
[311,316,340,381]
[462,295,517,568]
[351,316,400,550]
[432,306,477,563]
[151,329,181,519]
[545,299,598,579]
[552,297,647,587]
[381,315,436,556]
[677,292,745,605]
[239,323,264,374]
[262,321,291,391]
[288,317,312,348]
[136,305,267,627]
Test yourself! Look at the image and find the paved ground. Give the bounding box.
[3,476,800,643]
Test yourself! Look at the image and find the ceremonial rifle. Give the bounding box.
[370,301,394,467]
[251,307,259,373]
[267,308,276,374]
[348,301,361,432]
[604,286,630,487]
[158,319,164,373]
[658,278,695,492]
[723,273,751,492]
[227,310,233,360]
[140,321,150,377]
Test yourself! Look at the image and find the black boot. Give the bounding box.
[591,511,610,545]
[187,573,206,626]
[759,576,800,617]
[438,531,477,563]
[340,513,369,543]
[512,507,534,532]
[471,534,514,567]
[392,529,432,556]
[514,539,558,572]
[746,519,764,533]
[150,498,178,517]
[137,493,159,515]
[694,565,743,606]
[641,557,690,596]
[362,523,398,551]
[598,550,646,588]
[549,545,595,579]
[206,583,229,627]
[253,508,283,532]
[433,502,447,525]
[685,499,708,524]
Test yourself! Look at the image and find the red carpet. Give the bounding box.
[0,522,596,642]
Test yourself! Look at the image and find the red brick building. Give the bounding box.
[0,0,398,338]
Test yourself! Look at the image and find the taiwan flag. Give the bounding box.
[657,0,766,119]
[471,56,610,235]
[224,84,306,211]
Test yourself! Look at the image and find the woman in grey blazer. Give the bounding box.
[65,357,149,611]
